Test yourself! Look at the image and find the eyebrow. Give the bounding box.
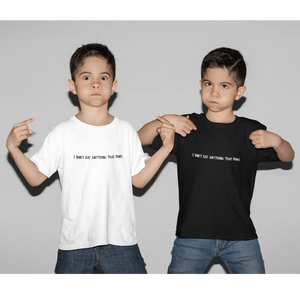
[202,79,232,85]
[78,71,111,77]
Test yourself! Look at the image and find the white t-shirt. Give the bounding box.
[30,116,148,250]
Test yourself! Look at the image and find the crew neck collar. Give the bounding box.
[203,113,240,129]
[71,115,118,130]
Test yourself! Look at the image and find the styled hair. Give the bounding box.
[70,43,116,81]
[201,47,247,88]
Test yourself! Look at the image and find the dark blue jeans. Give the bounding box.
[168,237,265,274]
[55,244,147,274]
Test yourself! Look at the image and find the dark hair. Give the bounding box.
[201,47,246,88]
[70,43,116,81]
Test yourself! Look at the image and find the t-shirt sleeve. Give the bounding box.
[30,126,63,178]
[131,129,150,176]
[257,147,280,162]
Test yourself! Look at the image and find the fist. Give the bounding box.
[156,116,175,150]
[6,118,35,151]
[249,129,282,149]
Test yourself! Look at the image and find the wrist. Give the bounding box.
[6,142,18,153]
[161,143,174,152]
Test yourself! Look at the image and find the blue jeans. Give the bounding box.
[168,237,265,274]
[55,244,147,274]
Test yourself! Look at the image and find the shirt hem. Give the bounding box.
[58,239,138,251]
[176,232,258,241]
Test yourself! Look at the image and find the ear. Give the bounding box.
[111,81,118,95]
[68,79,77,95]
[199,80,202,86]
[235,86,247,100]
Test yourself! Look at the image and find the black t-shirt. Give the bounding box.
[150,113,279,240]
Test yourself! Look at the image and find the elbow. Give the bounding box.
[28,180,42,187]
[132,176,147,189]
[286,153,295,163]
[27,176,47,187]
[279,150,295,163]
[132,182,147,189]
[291,150,295,162]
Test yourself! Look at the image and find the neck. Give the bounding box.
[76,106,114,126]
[206,110,236,123]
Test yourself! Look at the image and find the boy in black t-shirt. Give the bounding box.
[138,47,294,274]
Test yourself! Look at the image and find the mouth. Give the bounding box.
[209,101,219,105]
[91,93,101,96]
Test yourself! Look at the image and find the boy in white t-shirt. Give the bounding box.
[6,43,175,274]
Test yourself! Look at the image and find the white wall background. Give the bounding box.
[1,21,299,274]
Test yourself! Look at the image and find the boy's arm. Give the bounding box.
[138,114,196,145]
[249,130,295,162]
[6,118,48,187]
[132,116,175,188]
[137,118,161,145]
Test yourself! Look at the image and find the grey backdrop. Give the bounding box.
[1,21,299,274]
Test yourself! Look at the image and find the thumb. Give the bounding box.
[186,115,190,119]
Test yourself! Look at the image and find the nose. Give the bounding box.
[92,82,100,89]
[211,86,219,96]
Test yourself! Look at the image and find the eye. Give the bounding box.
[204,82,211,87]
[222,84,229,89]
[101,76,108,80]
[83,75,90,80]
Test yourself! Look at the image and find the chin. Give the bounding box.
[207,107,222,112]
[79,97,109,107]
[95,102,109,107]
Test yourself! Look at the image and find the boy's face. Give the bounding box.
[200,67,246,116]
[68,56,118,109]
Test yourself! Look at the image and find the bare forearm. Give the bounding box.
[132,146,171,188]
[138,119,161,145]
[274,139,295,162]
[9,148,47,186]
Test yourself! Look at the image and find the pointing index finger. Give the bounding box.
[13,118,35,129]
[19,118,35,125]
[24,118,35,124]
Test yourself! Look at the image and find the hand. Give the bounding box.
[6,118,35,151]
[156,116,175,150]
[249,129,282,149]
[162,114,197,137]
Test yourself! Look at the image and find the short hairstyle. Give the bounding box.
[201,47,247,88]
[70,43,116,81]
